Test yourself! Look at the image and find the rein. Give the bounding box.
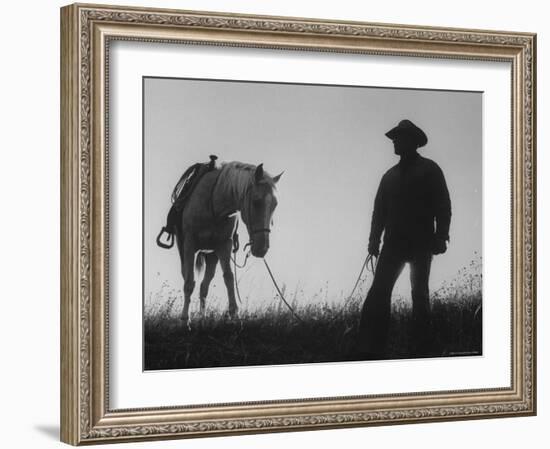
[263,258,304,324]
[249,228,271,235]
[232,242,251,306]
[209,165,378,323]
[333,253,378,319]
[231,244,377,323]
[345,253,377,303]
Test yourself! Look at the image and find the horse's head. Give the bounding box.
[242,164,282,258]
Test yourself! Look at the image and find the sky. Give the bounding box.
[143,77,482,312]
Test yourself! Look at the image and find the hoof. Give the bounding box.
[222,309,239,321]
[181,315,191,331]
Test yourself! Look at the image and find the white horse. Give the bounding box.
[165,161,282,326]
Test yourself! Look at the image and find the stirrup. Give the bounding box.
[156,227,174,249]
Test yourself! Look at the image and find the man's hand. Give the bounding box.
[368,241,380,257]
[432,237,448,255]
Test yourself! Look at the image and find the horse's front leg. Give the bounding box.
[199,253,218,317]
[216,243,238,319]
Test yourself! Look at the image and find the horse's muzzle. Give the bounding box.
[250,232,269,258]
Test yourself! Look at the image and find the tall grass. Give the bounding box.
[144,256,482,370]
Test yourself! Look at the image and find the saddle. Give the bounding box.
[156,155,218,249]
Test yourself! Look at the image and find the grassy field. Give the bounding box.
[144,258,482,370]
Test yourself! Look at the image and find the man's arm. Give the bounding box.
[432,164,452,242]
[368,176,386,255]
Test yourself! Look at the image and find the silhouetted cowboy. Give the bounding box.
[358,119,451,359]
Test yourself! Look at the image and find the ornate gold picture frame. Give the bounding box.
[60,3,536,445]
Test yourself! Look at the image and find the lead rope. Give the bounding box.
[233,254,242,305]
[334,253,378,319]
[346,256,368,303]
[263,258,304,324]
[349,254,377,298]
[232,252,376,323]
[232,245,251,305]
[347,253,377,301]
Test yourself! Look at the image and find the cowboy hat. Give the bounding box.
[385,119,428,148]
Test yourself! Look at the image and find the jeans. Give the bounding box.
[358,246,433,357]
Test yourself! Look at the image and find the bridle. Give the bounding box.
[210,174,272,243]
[242,182,272,240]
[249,227,271,236]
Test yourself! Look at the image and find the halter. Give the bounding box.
[210,173,272,241]
[241,181,272,240]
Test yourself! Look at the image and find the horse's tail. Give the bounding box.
[195,251,206,273]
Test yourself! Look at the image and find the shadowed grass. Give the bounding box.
[144,257,482,370]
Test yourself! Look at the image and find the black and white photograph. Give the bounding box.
[2,0,544,445]
[143,77,483,370]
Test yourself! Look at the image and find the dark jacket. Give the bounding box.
[369,154,451,252]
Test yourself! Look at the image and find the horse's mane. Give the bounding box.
[217,161,275,201]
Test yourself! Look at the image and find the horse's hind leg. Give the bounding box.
[216,245,238,319]
[199,253,218,316]
[177,234,195,327]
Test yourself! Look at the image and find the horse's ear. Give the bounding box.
[255,164,264,184]
[272,171,284,184]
